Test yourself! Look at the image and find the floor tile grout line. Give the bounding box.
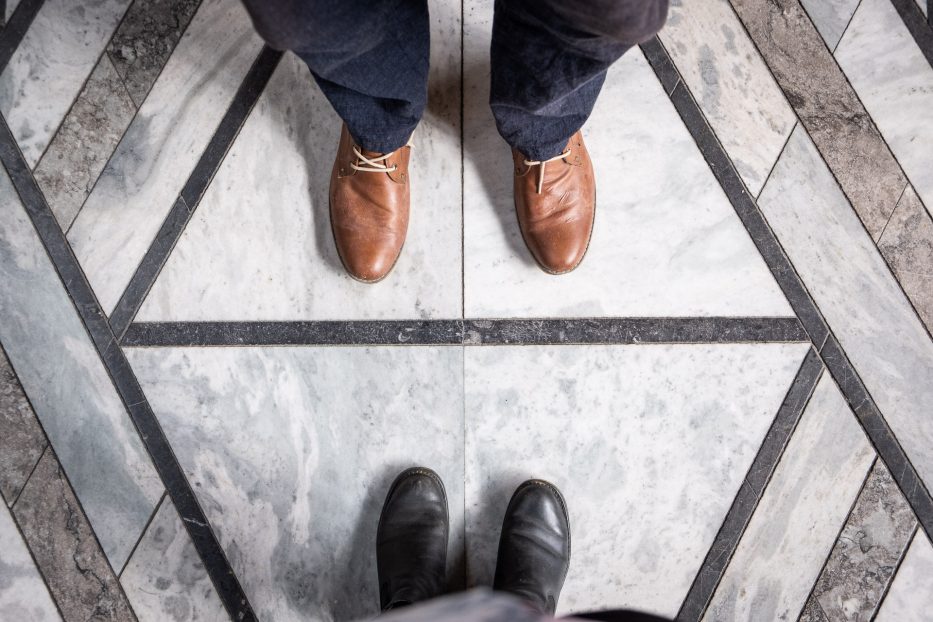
[871,523,920,620]
[118,490,167,579]
[643,32,933,551]
[0,0,42,74]
[875,182,911,243]
[888,0,933,69]
[795,455,880,622]
[0,114,258,622]
[119,317,809,347]
[108,46,283,339]
[460,0,466,321]
[675,348,824,622]
[755,120,798,202]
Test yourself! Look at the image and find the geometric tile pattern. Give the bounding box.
[1,1,932,622]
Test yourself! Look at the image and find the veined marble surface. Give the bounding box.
[138,0,462,321]
[122,497,226,622]
[660,0,796,195]
[127,346,465,622]
[875,533,933,621]
[799,0,860,49]
[759,126,933,497]
[463,0,791,318]
[0,501,61,621]
[0,0,131,167]
[464,342,809,617]
[0,167,162,569]
[704,374,875,621]
[835,0,933,210]
[67,0,264,314]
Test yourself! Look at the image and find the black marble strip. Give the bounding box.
[120,317,808,347]
[0,0,43,72]
[821,335,933,541]
[0,116,258,622]
[677,348,824,622]
[108,46,282,341]
[889,0,933,68]
[641,36,933,551]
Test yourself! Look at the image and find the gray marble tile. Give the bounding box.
[759,126,933,499]
[464,342,810,617]
[799,0,860,49]
[13,449,137,622]
[0,346,47,506]
[107,0,201,106]
[878,186,933,334]
[0,166,163,568]
[730,0,907,239]
[121,497,226,622]
[659,0,796,195]
[67,0,264,314]
[704,374,875,621]
[835,0,933,215]
[875,532,933,621]
[127,345,465,622]
[802,460,918,621]
[463,1,791,318]
[137,0,462,321]
[0,0,132,167]
[33,55,137,230]
[0,490,61,621]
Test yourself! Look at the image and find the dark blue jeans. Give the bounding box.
[241,0,668,160]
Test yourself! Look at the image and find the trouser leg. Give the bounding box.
[241,0,430,153]
[489,0,669,160]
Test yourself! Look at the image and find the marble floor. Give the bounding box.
[0,0,932,621]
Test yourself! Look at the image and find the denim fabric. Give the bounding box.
[241,0,668,158]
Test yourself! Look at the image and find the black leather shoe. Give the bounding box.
[493,479,571,615]
[377,467,449,610]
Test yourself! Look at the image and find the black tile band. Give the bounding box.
[108,46,283,340]
[640,36,933,597]
[676,348,824,622]
[889,0,933,69]
[0,0,43,72]
[120,317,808,347]
[0,116,258,622]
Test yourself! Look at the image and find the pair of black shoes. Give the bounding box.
[377,467,571,615]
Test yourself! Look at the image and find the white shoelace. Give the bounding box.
[523,148,572,194]
[351,146,398,173]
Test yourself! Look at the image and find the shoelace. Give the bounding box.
[523,148,572,194]
[351,146,398,173]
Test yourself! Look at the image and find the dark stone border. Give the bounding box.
[676,348,824,622]
[121,317,808,347]
[108,46,283,340]
[639,36,933,618]
[0,115,258,622]
[0,0,43,72]
[889,0,933,68]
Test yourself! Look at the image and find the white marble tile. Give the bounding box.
[835,0,933,210]
[138,0,462,322]
[67,0,264,314]
[917,0,928,16]
[660,0,796,194]
[5,0,22,22]
[464,342,809,617]
[876,533,933,622]
[126,346,465,622]
[799,0,860,49]
[759,126,933,495]
[121,497,226,622]
[0,501,61,621]
[0,168,162,569]
[463,0,791,319]
[0,0,131,167]
[704,374,875,621]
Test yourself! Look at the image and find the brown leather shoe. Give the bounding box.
[513,131,595,275]
[329,125,411,283]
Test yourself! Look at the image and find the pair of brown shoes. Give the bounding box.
[330,125,596,282]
